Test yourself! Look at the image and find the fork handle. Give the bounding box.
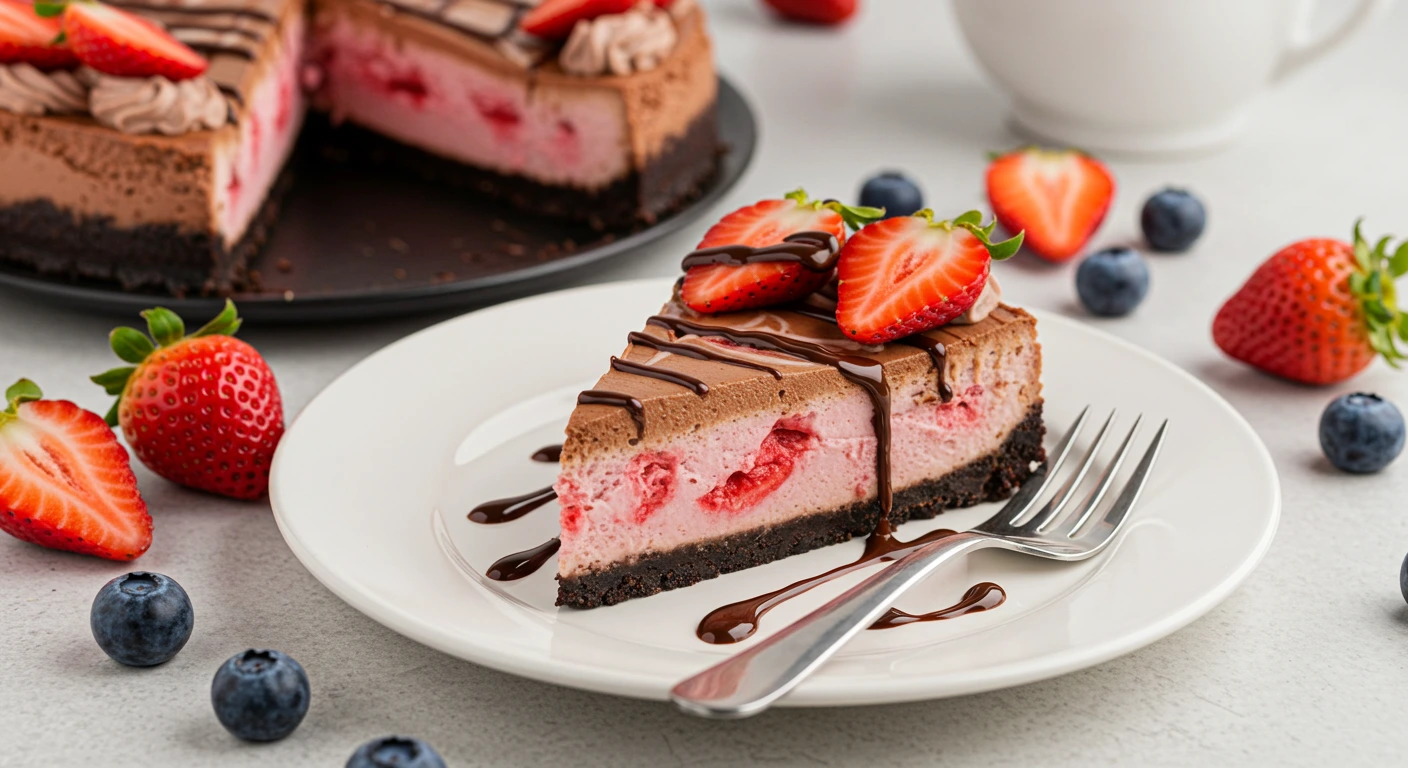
[670,531,992,718]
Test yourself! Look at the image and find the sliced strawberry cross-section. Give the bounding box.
[836,210,1023,344]
[0,0,78,70]
[0,379,152,561]
[986,147,1115,262]
[681,189,882,314]
[60,1,208,81]
[520,0,635,40]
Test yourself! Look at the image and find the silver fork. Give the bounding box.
[670,407,1168,718]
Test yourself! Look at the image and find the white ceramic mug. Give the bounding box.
[952,0,1392,156]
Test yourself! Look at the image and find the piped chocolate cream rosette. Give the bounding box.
[0,0,229,134]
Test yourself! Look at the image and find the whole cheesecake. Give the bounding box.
[554,292,1045,608]
[0,0,719,294]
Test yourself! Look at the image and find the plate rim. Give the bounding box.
[0,78,757,323]
[270,277,1282,705]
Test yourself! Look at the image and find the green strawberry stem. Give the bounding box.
[1349,220,1408,368]
[916,208,1025,261]
[0,379,42,427]
[783,188,885,232]
[91,300,244,426]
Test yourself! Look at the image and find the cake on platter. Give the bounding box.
[528,192,1047,608]
[0,0,718,294]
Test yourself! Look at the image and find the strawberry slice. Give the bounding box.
[61,1,207,80]
[0,0,78,70]
[681,189,882,314]
[0,380,152,561]
[836,210,1023,343]
[520,0,635,40]
[986,147,1115,262]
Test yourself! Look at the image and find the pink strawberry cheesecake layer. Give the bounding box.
[555,304,1044,607]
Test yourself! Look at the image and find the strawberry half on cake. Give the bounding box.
[552,195,1045,608]
[0,0,306,293]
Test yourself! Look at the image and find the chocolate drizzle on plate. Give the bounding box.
[646,313,894,514]
[870,581,1006,630]
[610,355,709,395]
[531,444,563,463]
[577,390,646,443]
[486,537,561,581]
[468,486,557,524]
[681,230,842,273]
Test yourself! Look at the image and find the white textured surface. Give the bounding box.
[2,0,1407,764]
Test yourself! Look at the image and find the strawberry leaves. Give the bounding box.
[1,378,42,425]
[919,208,1025,261]
[1347,220,1408,368]
[92,300,245,425]
[782,188,885,232]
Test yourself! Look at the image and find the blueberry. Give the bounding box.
[1075,247,1149,317]
[211,649,311,742]
[90,572,194,667]
[347,736,448,768]
[1319,393,1405,473]
[859,172,924,218]
[1400,553,1408,606]
[1140,188,1206,252]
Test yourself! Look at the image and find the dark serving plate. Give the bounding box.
[0,77,755,323]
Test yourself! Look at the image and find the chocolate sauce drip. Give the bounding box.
[109,1,276,21]
[377,0,518,44]
[486,538,561,581]
[216,84,244,105]
[781,303,837,324]
[646,314,893,513]
[870,582,1006,630]
[610,356,709,395]
[697,520,961,643]
[625,331,784,380]
[895,335,953,402]
[577,390,645,443]
[184,43,256,60]
[681,230,842,273]
[468,486,557,524]
[531,444,563,463]
[169,25,265,42]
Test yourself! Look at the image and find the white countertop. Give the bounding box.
[4,1,1408,765]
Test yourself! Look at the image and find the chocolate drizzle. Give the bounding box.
[646,314,894,514]
[610,355,709,395]
[109,1,276,22]
[625,331,784,380]
[895,335,953,402]
[577,390,646,443]
[870,582,1006,629]
[486,538,561,581]
[468,486,557,524]
[531,444,563,463]
[697,520,959,643]
[110,2,279,105]
[681,230,842,273]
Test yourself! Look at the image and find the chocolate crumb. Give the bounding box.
[393,268,407,280]
[388,237,410,254]
[275,258,293,273]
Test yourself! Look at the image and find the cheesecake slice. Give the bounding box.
[0,0,306,294]
[555,296,1045,608]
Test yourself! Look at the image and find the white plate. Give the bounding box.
[270,278,1280,706]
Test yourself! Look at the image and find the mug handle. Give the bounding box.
[1274,0,1393,82]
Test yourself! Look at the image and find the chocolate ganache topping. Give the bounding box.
[560,1,678,76]
[680,230,842,272]
[86,71,229,135]
[0,64,88,116]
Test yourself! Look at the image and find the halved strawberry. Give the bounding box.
[0,0,78,70]
[681,189,882,314]
[986,147,1114,262]
[0,379,152,561]
[60,1,207,80]
[836,210,1023,343]
[520,0,634,39]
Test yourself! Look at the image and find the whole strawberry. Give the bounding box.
[92,301,284,499]
[1213,222,1408,385]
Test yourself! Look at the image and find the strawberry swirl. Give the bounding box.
[0,63,88,116]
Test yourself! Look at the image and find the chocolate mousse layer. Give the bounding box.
[557,404,1046,609]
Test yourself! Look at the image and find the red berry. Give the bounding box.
[0,380,152,561]
[986,147,1115,262]
[64,2,207,80]
[0,0,78,70]
[761,0,858,25]
[520,0,635,39]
